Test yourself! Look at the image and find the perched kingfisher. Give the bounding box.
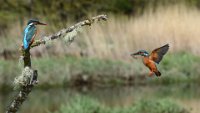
[130,44,169,77]
[23,19,46,50]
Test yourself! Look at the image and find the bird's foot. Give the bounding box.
[148,71,154,77]
[19,44,24,51]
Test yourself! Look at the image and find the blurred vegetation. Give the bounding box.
[151,52,200,84]
[55,95,188,113]
[2,0,200,57]
[1,1,199,113]
[0,52,200,91]
[1,0,200,33]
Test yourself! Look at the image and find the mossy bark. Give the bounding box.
[6,49,37,113]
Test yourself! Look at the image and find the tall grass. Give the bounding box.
[1,5,200,60]
[79,5,200,60]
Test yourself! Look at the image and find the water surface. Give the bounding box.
[1,84,199,113]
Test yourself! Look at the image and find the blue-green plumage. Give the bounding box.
[23,23,36,49]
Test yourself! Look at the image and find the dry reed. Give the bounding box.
[79,5,200,60]
[1,5,200,60]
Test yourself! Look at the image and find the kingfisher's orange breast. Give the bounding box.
[143,57,157,71]
[30,29,37,45]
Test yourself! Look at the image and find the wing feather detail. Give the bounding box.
[149,44,169,64]
[23,25,36,49]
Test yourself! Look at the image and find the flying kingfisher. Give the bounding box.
[130,44,169,77]
[22,19,46,50]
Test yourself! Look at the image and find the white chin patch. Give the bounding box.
[29,23,34,25]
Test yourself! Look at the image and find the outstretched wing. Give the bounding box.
[149,44,169,64]
[23,25,36,49]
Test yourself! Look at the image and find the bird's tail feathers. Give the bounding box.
[155,71,161,77]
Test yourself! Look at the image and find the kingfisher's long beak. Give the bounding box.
[38,22,47,25]
[130,52,140,59]
[130,52,140,56]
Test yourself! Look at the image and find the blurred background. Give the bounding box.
[0,0,200,113]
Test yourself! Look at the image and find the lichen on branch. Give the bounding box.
[14,67,38,89]
[30,14,107,48]
[6,68,38,113]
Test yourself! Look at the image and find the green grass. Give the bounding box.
[0,52,200,90]
[152,52,200,84]
[55,95,188,113]
[0,56,135,90]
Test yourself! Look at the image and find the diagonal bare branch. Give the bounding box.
[30,14,107,48]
